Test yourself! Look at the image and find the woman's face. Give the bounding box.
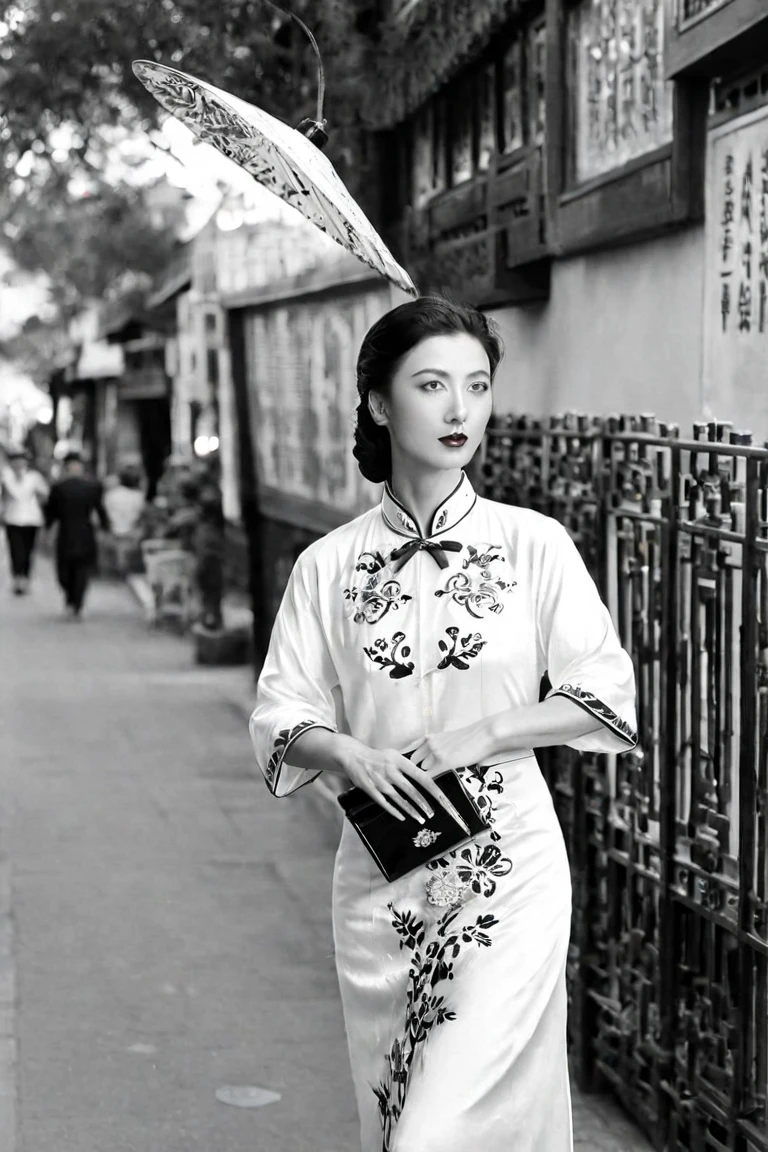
[370,333,493,478]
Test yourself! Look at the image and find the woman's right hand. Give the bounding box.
[335,736,452,824]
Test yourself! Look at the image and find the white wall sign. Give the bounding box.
[243,289,391,515]
[704,107,768,424]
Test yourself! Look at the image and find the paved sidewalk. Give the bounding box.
[0,556,653,1151]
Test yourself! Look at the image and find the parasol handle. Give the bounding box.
[263,1,326,125]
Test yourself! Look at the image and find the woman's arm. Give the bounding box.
[410,696,603,776]
[287,727,358,776]
[484,695,603,758]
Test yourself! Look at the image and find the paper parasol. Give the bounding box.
[132,59,417,297]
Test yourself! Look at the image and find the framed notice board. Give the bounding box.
[703,105,768,420]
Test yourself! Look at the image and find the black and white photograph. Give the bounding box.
[0,1,766,1150]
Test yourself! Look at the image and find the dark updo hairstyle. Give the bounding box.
[353,295,503,485]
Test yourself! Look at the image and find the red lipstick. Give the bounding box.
[439,434,468,448]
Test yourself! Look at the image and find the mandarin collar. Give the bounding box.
[381,472,477,539]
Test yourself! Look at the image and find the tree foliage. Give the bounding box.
[0,314,72,387]
[0,0,374,188]
[0,0,379,329]
[6,171,179,311]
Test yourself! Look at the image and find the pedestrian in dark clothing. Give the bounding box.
[45,452,110,617]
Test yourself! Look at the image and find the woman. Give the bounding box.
[103,467,145,539]
[249,297,637,1152]
[1,448,48,595]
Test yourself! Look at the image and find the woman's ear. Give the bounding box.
[368,391,389,428]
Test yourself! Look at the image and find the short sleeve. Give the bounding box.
[249,554,340,797]
[536,521,637,754]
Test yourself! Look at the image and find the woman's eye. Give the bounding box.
[421,380,443,392]
[470,381,491,392]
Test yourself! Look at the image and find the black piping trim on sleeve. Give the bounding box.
[266,720,337,796]
[550,684,638,748]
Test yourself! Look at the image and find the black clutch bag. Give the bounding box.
[337,769,489,883]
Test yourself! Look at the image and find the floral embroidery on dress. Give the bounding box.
[265,719,321,790]
[375,902,499,1148]
[551,683,637,745]
[433,543,516,618]
[436,626,487,670]
[435,570,516,618]
[433,508,448,532]
[355,550,390,576]
[462,543,504,570]
[426,843,513,898]
[375,767,512,1149]
[458,765,507,843]
[364,632,415,679]
[343,550,412,625]
[424,864,470,906]
[397,511,416,532]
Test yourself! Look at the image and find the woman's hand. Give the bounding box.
[409,719,495,778]
[336,736,458,824]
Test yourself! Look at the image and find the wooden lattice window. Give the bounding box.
[385,9,548,223]
[666,0,768,79]
[679,0,733,24]
[380,7,551,303]
[567,0,673,184]
[546,0,708,254]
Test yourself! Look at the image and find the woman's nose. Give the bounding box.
[446,394,468,423]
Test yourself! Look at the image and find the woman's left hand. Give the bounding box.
[409,719,496,777]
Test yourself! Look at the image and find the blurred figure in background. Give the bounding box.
[104,467,145,539]
[193,479,225,631]
[0,447,49,595]
[45,451,110,618]
[102,466,147,576]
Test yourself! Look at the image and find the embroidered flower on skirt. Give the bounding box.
[425,864,472,908]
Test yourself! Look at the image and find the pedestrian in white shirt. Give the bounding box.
[103,468,146,537]
[1,448,49,595]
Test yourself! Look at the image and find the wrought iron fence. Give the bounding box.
[482,413,768,1152]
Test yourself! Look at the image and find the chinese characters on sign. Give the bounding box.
[570,0,673,183]
[717,139,768,336]
[704,108,768,421]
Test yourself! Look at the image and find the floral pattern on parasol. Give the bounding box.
[132,61,417,297]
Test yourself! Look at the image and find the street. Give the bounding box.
[0,557,358,1152]
[0,556,652,1152]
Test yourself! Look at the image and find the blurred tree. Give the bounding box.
[0,0,381,325]
[4,171,179,313]
[0,314,72,388]
[0,0,375,201]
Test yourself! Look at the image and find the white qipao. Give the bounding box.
[249,472,637,1152]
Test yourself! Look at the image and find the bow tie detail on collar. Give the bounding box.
[389,538,463,573]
